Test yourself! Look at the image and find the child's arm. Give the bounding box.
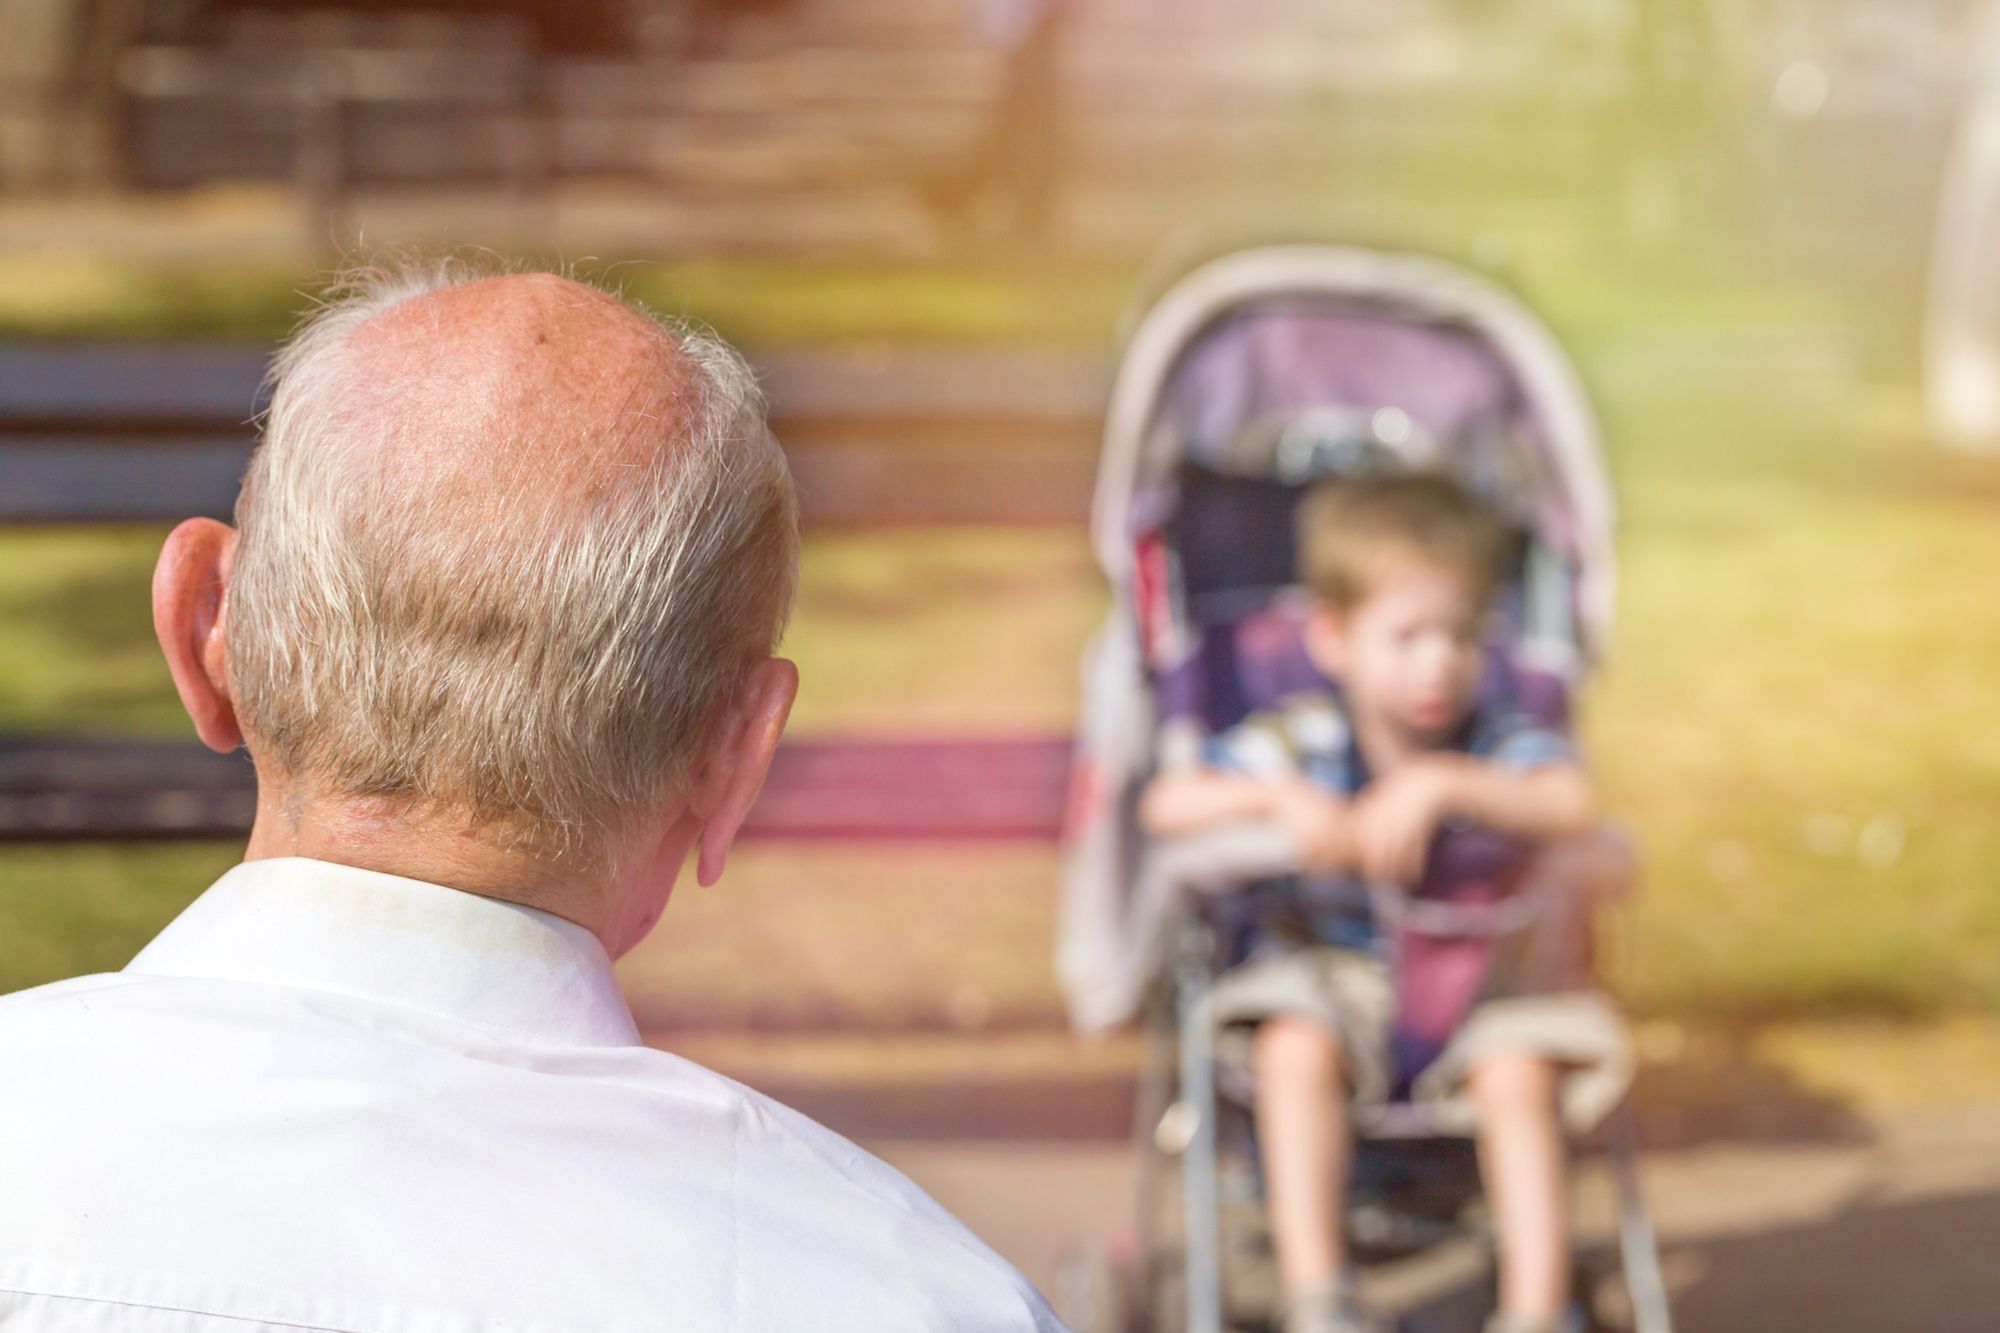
[1426,754,1595,840]
[1139,769,1357,871]
[1138,768,1281,835]
[1350,755,1596,885]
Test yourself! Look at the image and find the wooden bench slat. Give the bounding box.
[0,737,1073,842]
[0,343,1108,428]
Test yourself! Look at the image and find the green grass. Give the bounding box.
[1592,399,2000,1019]
[0,251,1129,350]
[0,843,241,990]
[0,527,187,734]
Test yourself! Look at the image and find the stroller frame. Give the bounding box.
[1128,873,1674,1333]
[1057,245,1676,1332]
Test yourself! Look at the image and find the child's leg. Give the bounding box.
[1466,1050,1569,1325]
[1252,1014,1353,1297]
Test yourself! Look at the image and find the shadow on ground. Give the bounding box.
[1664,1189,2000,1332]
[1626,1025,1875,1149]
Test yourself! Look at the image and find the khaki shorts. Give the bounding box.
[1203,946,1634,1135]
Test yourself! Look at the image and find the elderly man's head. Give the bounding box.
[153,258,800,947]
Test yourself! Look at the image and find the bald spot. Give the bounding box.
[336,273,702,519]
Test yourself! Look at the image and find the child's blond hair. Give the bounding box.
[1296,472,1504,611]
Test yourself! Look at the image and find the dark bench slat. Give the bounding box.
[0,343,1108,430]
[0,344,266,428]
[0,437,247,522]
[0,737,1072,842]
[0,434,1097,526]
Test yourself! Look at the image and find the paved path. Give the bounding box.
[667,1027,2000,1330]
[865,1104,2000,1332]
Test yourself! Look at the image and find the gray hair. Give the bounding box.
[226,256,798,861]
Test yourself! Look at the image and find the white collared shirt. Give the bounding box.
[0,857,1067,1333]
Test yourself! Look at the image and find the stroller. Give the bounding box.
[1055,246,1673,1333]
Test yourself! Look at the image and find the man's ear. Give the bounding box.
[690,657,798,888]
[153,518,243,754]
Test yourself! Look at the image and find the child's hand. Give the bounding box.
[1350,758,1461,885]
[1267,777,1354,872]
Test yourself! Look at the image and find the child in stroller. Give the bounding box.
[1138,472,1631,1333]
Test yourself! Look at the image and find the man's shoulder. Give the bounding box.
[0,972,146,1025]
[656,1052,1062,1319]
[0,981,1066,1330]
[519,1047,1068,1328]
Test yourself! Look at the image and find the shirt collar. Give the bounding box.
[125,856,642,1047]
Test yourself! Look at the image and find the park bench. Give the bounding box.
[0,338,1104,841]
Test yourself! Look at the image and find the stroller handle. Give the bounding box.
[1366,881,1551,940]
[1149,820,1303,891]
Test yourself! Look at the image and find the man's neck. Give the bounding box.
[236,755,700,960]
[242,780,608,933]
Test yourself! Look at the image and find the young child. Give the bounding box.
[1139,473,1631,1333]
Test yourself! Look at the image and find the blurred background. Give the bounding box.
[2,0,1999,1327]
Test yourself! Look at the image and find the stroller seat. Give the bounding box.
[1164,592,1603,1099]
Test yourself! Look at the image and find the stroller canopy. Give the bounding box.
[1091,245,1615,663]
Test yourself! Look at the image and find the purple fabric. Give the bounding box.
[1167,599,1570,735]
[1162,307,1529,466]
[1391,826,1535,1084]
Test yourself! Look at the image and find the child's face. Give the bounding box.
[1305,556,1486,747]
